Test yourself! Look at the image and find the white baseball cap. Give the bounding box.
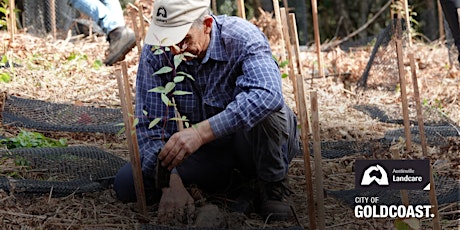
[144,0,211,46]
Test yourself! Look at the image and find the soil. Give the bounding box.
[0,2,459,230]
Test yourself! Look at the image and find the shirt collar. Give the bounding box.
[189,15,228,65]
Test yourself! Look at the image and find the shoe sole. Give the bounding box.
[104,37,136,66]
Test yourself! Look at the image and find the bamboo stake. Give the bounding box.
[311,0,324,77]
[237,0,246,19]
[310,91,325,230]
[283,10,316,230]
[394,17,412,152]
[116,62,147,216]
[272,0,287,72]
[408,53,441,230]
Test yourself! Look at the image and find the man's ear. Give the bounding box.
[203,16,213,33]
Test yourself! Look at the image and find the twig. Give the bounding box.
[322,0,392,50]
[325,221,356,229]
[48,186,53,203]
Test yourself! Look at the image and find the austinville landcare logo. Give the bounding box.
[353,159,435,219]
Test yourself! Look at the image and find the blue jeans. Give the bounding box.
[68,0,125,34]
[113,105,300,203]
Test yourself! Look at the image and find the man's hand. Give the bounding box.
[158,174,195,224]
[159,120,215,170]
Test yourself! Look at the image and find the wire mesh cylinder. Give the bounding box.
[22,0,78,38]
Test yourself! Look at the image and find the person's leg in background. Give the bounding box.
[440,0,460,66]
[67,0,136,65]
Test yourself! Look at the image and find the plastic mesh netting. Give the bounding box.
[140,225,304,230]
[357,18,408,89]
[327,176,459,206]
[2,95,123,134]
[0,146,127,196]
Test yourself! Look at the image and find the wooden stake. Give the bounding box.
[402,0,412,46]
[130,13,142,52]
[289,14,303,76]
[391,149,410,207]
[8,0,16,42]
[282,9,316,230]
[289,13,312,134]
[212,0,217,14]
[408,53,441,230]
[279,8,298,107]
[310,91,325,230]
[49,0,56,40]
[311,0,324,77]
[409,54,427,156]
[394,17,412,152]
[116,62,147,216]
[272,0,287,72]
[138,8,146,41]
[237,0,246,19]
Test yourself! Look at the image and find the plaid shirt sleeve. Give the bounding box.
[135,45,177,177]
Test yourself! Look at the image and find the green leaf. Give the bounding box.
[114,122,125,127]
[173,90,192,96]
[174,54,183,69]
[153,48,164,55]
[148,86,165,93]
[164,82,176,94]
[177,71,195,81]
[154,66,173,75]
[143,110,148,116]
[1,55,7,64]
[133,118,139,127]
[148,118,162,129]
[93,59,103,69]
[116,126,126,136]
[279,60,289,68]
[0,72,11,83]
[281,73,289,79]
[160,93,171,106]
[174,76,185,83]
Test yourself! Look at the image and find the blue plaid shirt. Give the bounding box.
[135,15,284,177]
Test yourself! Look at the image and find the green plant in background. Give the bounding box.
[0,55,11,82]
[0,130,67,149]
[0,0,8,30]
[93,59,103,69]
[273,54,289,79]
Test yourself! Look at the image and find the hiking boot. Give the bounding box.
[104,26,136,66]
[258,178,294,222]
